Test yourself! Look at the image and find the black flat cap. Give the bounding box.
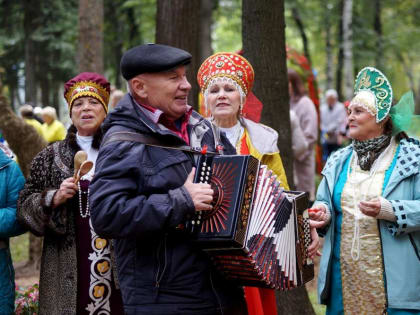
[120,43,192,80]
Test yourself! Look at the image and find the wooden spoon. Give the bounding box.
[74,160,94,185]
[74,151,88,179]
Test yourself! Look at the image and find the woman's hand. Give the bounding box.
[359,198,381,218]
[307,226,321,259]
[52,177,78,208]
[308,204,330,229]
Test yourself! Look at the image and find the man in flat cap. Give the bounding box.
[90,44,247,314]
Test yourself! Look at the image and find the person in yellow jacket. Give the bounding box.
[41,106,66,143]
[19,104,44,137]
[197,52,289,315]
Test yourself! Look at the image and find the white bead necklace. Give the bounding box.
[78,181,90,218]
[347,139,396,261]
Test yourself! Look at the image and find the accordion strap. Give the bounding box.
[101,131,218,155]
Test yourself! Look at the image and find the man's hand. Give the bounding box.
[183,168,214,211]
[52,177,78,209]
[308,204,330,229]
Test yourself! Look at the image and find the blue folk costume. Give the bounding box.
[315,67,420,314]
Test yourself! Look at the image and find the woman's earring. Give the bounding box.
[239,104,243,116]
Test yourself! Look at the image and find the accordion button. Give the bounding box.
[200,177,204,181]
[203,162,207,166]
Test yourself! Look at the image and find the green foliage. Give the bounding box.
[0,0,78,107]
[1,0,420,109]
[308,289,326,315]
[104,0,156,87]
[10,233,29,263]
[212,0,242,53]
[284,0,420,102]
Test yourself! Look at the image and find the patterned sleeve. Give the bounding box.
[17,145,69,236]
[386,199,420,235]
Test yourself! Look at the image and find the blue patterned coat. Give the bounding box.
[316,137,420,310]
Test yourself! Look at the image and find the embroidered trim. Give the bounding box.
[65,81,109,111]
[86,219,113,314]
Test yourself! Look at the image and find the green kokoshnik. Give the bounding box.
[354,66,393,123]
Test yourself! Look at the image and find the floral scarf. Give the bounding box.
[352,134,391,171]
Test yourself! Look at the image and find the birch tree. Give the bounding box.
[342,0,353,100]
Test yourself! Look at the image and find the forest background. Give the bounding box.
[1,0,420,314]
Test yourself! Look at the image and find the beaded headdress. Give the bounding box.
[197,53,254,114]
[64,72,110,115]
[352,67,393,123]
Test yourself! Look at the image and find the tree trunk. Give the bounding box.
[77,0,104,74]
[156,0,201,109]
[106,0,124,89]
[39,71,50,108]
[199,0,214,62]
[325,2,334,90]
[373,0,383,70]
[242,1,314,313]
[242,0,293,183]
[342,0,353,101]
[291,5,312,65]
[126,7,141,48]
[335,0,344,100]
[23,0,40,105]
[0,83,47,271]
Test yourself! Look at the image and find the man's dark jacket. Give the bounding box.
[90,94,247,315]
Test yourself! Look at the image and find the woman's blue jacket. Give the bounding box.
[316,137,420,310]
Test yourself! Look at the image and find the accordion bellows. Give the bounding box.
[189,155,314,289]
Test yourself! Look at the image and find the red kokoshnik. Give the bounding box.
[197,52,255,96]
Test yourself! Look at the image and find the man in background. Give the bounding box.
[320,89,347,161]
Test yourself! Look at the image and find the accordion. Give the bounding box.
[189,154,314,289]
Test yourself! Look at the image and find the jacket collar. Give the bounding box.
[239,117,279,155]
[321,145,352,195]
[383,137,420,197]
[321,137,420,198]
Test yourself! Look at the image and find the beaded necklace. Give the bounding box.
[78,181,90,218]
[347,138,396,260]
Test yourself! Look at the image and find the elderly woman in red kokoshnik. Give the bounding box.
[17,73,124,314]
[197,52,320,315]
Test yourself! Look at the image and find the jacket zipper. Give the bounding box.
[0,161,11,171]
[209,271,224,315]
[155,234,168,289]
[320,177,334,302]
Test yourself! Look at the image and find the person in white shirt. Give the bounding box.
[320,89,347,161]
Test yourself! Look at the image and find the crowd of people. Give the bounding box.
[0,43,419,315]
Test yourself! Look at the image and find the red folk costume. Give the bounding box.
[198,53,284,315]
